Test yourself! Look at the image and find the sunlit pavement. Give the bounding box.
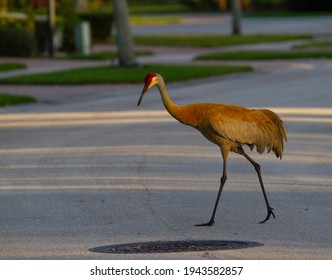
[0,51,331,259]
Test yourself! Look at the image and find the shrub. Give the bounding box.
[0,15,27,29]
[178,0,221,10]
[34,18,48,54]
[178,0,252,11]
[79,12,113,41]
[59,0,78,52]
[0,27,35,56]
[251,0,286,11]
[286,0,332,11]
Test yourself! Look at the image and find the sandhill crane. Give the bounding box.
[137,73,287,226]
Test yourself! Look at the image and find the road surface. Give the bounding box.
[132,13,332,35]
[0,58,331,259]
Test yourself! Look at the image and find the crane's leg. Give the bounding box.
[238,148,275,224]
[195,147,229,227]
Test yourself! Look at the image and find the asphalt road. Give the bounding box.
[132,14,332,35]
[0,57,331,259]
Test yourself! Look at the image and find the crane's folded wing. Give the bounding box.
[208,107,280,156]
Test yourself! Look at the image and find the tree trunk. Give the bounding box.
[231,0,242,35]
[47,0,56,57]
[112,0,137,67]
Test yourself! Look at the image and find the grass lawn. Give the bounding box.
[66,50,153,60]
[0,64,252,85]
[92,4,192,15]
[130,16,182,25]
[293,41,332,50]
[196,50,332,60]
[131,34,312,48]
[0,63,27,72]
[0,93,37,107]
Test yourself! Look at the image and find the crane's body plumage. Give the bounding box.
[138,73,287,226]
[167,102,286,158]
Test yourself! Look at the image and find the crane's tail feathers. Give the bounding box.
[256,109,287,159]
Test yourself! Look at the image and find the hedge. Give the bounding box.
[0,27,35,57]
[286,0,332,11]
[79,12,113,41]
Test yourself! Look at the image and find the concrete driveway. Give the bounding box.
[0,57,331,259]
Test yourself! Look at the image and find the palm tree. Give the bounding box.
[231,0,242,35]
[112,0,137,67]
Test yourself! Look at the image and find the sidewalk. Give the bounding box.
[0,38,318,104]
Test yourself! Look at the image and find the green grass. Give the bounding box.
[130,16,182,25]
[0,93,37,107]
[66,50,153,60]
[0,64,252,85]
[92,4,192,15]
[131,34,313,47]
[196,50,332,60]
[293,41,332,50]
[0,63,27,72]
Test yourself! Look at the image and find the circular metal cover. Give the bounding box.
[90,240,263,254]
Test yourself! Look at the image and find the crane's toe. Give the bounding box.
[195,220,215,227]
[259,207,275,224]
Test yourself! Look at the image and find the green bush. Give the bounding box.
[128,0,178,4]
[0,15,27,29]
[34,19,48,54]
[0,27,35,57]
[178,0,220,10]
[79,12,113,41]
[59,0,78,52]
[251,0,286,11]
[286,0,332,11]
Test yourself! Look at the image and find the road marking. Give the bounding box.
[0,108,331,128]
[291,62,314,70]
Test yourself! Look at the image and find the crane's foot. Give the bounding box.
[195,220,215,227]
[259,207,275,224]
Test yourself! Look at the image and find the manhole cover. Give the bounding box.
[89,240,263,254]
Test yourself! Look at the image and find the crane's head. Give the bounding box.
[137,73,160,106]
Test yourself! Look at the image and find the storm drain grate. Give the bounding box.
[90,240,263,254]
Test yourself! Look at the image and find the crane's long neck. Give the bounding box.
[156,78,181,120]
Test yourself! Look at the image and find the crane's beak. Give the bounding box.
[137,84,148,106]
